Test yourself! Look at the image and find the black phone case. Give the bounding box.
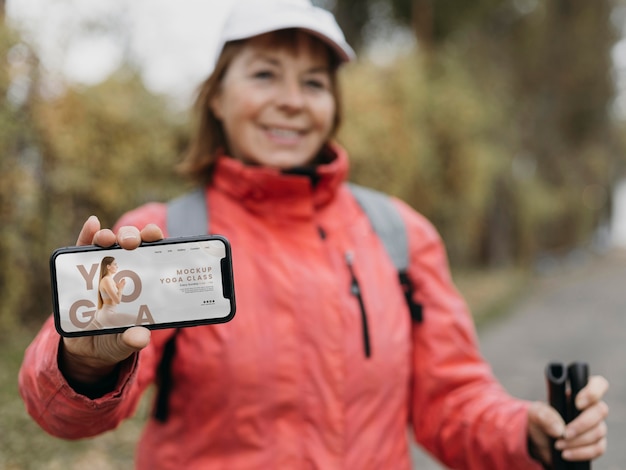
[50,235,236,337]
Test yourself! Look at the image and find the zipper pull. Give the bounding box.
[345,252,359,295]
[345,251,372,358]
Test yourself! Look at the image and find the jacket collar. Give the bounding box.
[211,143,349,217]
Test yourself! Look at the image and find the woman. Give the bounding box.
[19,1,608,468]
[87,256,133,329]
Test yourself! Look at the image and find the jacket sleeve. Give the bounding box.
[393,199,542,470]
[18,317,150,439]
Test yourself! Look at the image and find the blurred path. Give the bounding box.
[411,248,626,469]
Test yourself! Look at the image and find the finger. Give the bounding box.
[564,400,609,439]
[529,400,566,438]
[561,436,607,462]
[558,420,607,451]
[575,375,609,409]
[527,401,566,465]
[140,223,164,243]
[92,228,117,248]
[116,226,142,250]
[76,216,101,246]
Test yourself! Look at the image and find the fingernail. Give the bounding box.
[120,230,138,241]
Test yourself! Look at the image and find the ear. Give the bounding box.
[209,92,224,121]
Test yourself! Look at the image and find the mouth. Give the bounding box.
[264,126,305,141]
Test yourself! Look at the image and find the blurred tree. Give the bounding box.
[340,50,514,266]
[33,68,188,229]
[21,69,188,324]
[335,0,619,266]
[328,0,506,52]
[0,23,189,327]
[473,0,618,262]
[516,1,615,239]
[388,0,504,50]
[0,16,43,331]
[329,0,371,51]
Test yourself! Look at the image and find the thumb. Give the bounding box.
[100,327,151,363]
[529,400,566,438]
[76,215,101,246]
[61,327,151,384]
[527,401,565,465]
[120,326,151,352]
[69,327,152,367]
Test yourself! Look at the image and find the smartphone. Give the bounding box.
[50,235,236,337]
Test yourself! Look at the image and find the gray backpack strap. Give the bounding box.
[166,188,208,237]
[348,183,408,271]
[157,187,209,422]
[348,183,422,322]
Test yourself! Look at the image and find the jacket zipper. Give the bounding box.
[345,251,371,358]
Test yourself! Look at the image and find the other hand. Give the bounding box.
[528,375,609,465]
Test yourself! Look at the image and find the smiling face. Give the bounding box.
[209,31,337,169]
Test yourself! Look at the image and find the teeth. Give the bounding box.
[268,127,300,138]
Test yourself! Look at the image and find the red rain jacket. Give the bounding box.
[20,145,541,469]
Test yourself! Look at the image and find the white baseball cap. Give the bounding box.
[209,0,355,73]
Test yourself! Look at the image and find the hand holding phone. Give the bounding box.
[51,233,236,337]
[57,220,161,384]
[55,220,235,383]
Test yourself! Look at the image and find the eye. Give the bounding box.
[305,79,325,89]
[252,69,274,80]
[303,74,331,91]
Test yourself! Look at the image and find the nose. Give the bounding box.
[276,76,305,111]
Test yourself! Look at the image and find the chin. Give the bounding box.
[253,156,313,169]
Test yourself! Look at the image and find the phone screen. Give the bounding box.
[50,235,235,337]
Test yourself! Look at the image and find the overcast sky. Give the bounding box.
[6,0,232,105]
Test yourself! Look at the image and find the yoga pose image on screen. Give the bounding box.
[87,256,135,329]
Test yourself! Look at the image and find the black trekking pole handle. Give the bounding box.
[545,361,591,470]
[567,362,591,470]
[546,362,569,470]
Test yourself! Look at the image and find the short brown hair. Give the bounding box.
[177,29,345,185]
